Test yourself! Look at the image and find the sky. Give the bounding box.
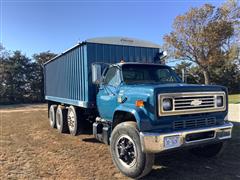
[1,0,225,61]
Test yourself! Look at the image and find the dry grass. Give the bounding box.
[0,104,240,179]
[229,94,240,104]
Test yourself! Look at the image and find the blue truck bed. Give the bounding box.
[44,37,161,108]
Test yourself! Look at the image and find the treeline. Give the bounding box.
[0,43,239,105]
[0,45,56,104]
[174,61,240,94]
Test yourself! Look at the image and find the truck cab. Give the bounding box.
[92,62,233,178]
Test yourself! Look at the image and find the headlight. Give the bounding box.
[162,98,173,111]
[216,96,223,107]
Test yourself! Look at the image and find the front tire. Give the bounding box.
[189,142,225,158]
[110,122,154,179]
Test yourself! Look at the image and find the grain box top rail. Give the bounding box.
[86,37,160,48]
[44,37,161,65]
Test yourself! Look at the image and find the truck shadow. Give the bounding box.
[142,123,240,180]
[82,137,102,144]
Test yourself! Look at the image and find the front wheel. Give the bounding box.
[110,122,155,179]
[189,142,225,158]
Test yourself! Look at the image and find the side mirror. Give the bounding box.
[155,51,167,64]
[159,51,167,60]
[92,64,102,84]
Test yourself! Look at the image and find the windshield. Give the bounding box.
[122,64,181,84]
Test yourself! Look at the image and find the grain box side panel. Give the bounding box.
[44,44,89,108]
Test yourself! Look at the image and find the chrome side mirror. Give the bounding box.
[92,64,102,84]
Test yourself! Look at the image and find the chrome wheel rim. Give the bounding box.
[115,134,137,168]
[68,109,75,132]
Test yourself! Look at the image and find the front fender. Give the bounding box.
[113,104,152,131]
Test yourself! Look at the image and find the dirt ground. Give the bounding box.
[0,104,240,180]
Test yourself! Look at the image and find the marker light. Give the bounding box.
[135,100,144,107]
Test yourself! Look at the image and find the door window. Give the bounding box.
[104,67,121,87]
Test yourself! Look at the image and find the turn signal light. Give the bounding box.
[135,100,144,107]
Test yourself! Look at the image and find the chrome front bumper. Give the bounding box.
[140,122,233,153]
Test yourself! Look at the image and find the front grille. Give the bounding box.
[174,96,215,110]
[158,92,226,116]
[173,117,216,130]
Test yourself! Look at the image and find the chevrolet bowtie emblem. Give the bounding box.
[191,99,202,106]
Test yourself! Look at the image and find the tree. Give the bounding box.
[33,51,57,65]
[0,45,9,102]
[164,0,240,84]
[3,51,32,103]
[208,57,240,93]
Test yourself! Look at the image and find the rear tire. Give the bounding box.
[110,122,155,179]
[189,142,225,158]
[56,105,69,133]
[49,105,57,128]
[67,106,83,136]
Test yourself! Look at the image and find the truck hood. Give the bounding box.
[120,83,227,107]
[120,83,227,132]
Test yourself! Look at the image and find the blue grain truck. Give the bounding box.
[44,37,233,178]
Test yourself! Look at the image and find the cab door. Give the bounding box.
[97,66,121,120]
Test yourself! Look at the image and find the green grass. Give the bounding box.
[228,94,240,104]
